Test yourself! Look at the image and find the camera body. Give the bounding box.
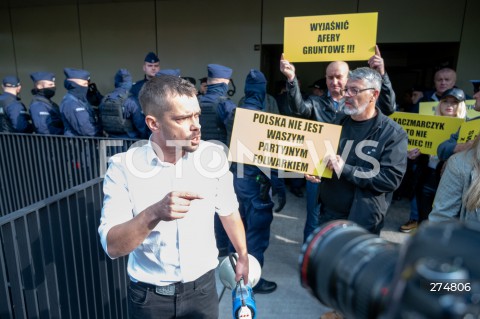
[300,220,480,319]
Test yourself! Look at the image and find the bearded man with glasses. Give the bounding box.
[280,46,398,243]
[288,65,407,236]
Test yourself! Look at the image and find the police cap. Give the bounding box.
[2,75,21,87]
[64,68,90,81]
[144,52,160,63]
[30,71,55,83]
[207,64,232,79]
[156,69,181,77]
[309,78,327,90]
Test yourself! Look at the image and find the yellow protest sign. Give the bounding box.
[419,100,479,118]
[418,101,438,115]
[389,112,464,155]
[458,118,480,143]
[228,108,342,177]
[466,100,480,119]
[284,12,378,62]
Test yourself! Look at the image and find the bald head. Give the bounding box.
[326,61,349,100]
[434,68,456,96]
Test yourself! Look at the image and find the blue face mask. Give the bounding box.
[64,79,88,101]
[206,82,228,96]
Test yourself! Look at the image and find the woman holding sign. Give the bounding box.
[437,88,480,161]
[407,88,467,225]
[429,134,480,223]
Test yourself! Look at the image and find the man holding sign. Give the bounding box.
[280,46,397,240]
[289,66,407,234]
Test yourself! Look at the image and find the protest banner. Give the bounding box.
[458,118,480,143]
[284,12,378,62]
[465,100,479,119]
[418,101,438,115]
[389,112,464,155]
[228,108,342,177]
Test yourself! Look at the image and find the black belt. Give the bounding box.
[131,269,214,296]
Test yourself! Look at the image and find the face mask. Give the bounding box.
[65,79,88,100]
[40,87,56,99]
[32,87,57,99]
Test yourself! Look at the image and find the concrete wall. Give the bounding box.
[261,0,478,96]
[0,0,479,106]
[456,0,480,94]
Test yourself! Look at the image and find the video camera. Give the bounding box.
[299,220,480,319]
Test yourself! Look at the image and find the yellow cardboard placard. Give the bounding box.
[389,112,464,155]
[284,12,378,62]
[466,100,480,119]
[458,118,480,143]
[419,100,479,119]
[228,108,342,177]
[418,101,438,115]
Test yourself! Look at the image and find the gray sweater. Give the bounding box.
[429,150,480,223]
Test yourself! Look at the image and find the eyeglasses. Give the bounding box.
[341,87,375,96]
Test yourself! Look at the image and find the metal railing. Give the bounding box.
[0,133,139,215]
[0,178,128,319]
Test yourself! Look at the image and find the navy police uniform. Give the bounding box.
[197,64,236,146]
[60,68,101,137]
[0,76,34,133]
[197,64,236,256]
[29,72,64,135]
[227,70,277,266]
[121,96,149,139]
[100,68,148,139]
[130,52,159,99]
[227,69,280,294]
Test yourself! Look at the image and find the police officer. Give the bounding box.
[60,68,101,136]
[198,64,236,147]
[100,68,148,139]
[130,52,160,99]
[197,64,237,256]
[113,68,181,139]
[227,69,279,294]
[29,71,64,135]
[0,76,33,133]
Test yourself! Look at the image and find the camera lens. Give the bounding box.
[299,220,399,319]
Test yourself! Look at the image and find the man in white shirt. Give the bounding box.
[99,75,249,319]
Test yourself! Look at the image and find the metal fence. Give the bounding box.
[0,133,139,215]
[0,178,129,319]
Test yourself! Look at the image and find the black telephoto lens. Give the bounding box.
[299,220,399,319]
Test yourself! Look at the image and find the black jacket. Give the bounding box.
[321,110,408,233]
[286,73,396,123]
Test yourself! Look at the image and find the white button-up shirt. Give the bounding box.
[98,140,238,285]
